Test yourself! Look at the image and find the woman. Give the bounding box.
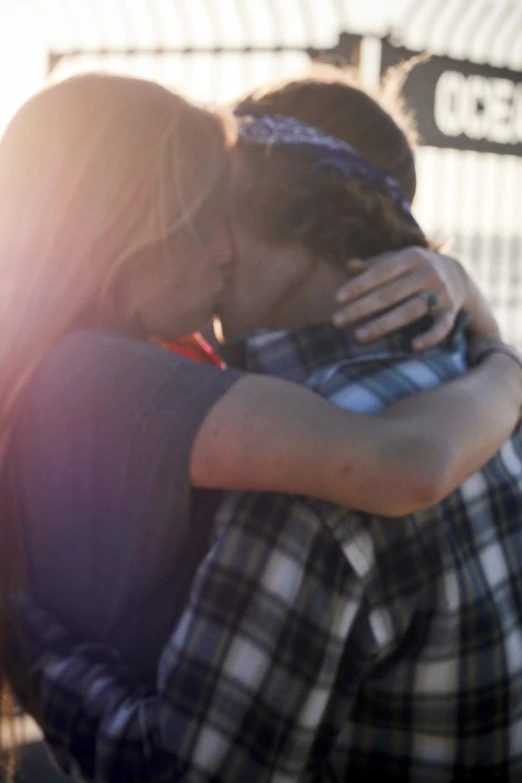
[1,71,521,780]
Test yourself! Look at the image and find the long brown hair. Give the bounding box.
[0,72,235,774]
[233,65,430,261]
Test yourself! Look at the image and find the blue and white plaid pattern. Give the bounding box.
[16,320,522,782]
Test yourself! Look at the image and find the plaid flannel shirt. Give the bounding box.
[17,319,522,782]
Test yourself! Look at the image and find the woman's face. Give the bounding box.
[128,214,234,341]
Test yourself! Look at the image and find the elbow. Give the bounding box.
[370,465,450,517]
[383,479,443,516]
[406,471,449,512]
[388,440,456,515]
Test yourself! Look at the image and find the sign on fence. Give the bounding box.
[381,39,522,156]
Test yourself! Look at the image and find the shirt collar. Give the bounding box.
[221,313,469,381]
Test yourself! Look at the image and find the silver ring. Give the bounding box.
[420,292,439,313]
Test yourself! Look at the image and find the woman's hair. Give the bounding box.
[0,72,235,774]
[233,64,430,262]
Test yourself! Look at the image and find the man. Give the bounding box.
[16,84,522,782]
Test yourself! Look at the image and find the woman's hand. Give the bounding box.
[332,246,500,350]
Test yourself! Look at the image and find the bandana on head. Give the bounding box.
[235,112,418,227]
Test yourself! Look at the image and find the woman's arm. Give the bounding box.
[191,348,522,516]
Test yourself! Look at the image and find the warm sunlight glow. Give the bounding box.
[0,0,521,343]
[0,8,46,133]
[0,0,412,129]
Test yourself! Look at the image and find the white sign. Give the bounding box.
[434,70,522,144]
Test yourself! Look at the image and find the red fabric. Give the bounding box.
[152,333,224,367]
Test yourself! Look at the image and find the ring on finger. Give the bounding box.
[419,291,439,313]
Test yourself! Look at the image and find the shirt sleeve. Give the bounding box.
[16,492,377,783]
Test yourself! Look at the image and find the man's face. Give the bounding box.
[217,149,315,340]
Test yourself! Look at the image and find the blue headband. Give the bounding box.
[235,112,417,226]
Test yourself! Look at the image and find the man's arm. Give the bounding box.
[17,495,373,783]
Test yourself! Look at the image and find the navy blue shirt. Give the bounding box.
[12,330,241,680]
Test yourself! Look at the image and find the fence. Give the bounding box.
[38,0,522,345]
[394,0,522,344]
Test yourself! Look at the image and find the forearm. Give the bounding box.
[16,597,175,783]
[191,353,522,516]
[32,656,173,783]
[379,352,522,503]
[314,355,521,514]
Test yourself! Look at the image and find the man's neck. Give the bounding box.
[269,260,354,331]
